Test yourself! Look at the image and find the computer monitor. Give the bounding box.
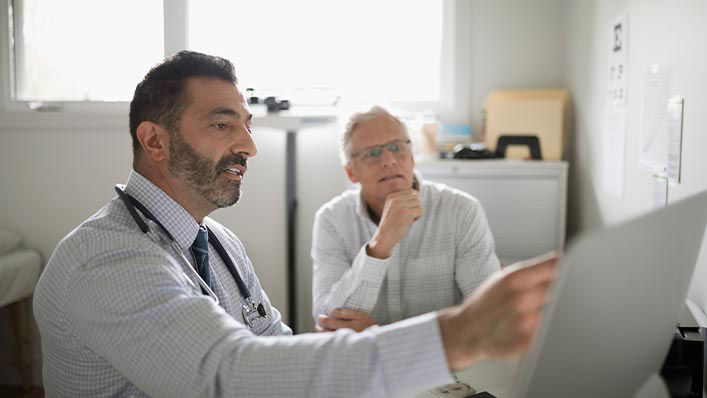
[510,190,707,397]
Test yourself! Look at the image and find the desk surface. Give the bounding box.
[413,359,518,398]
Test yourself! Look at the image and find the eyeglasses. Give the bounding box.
[350,139,412,165]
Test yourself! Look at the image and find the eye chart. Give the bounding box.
[602,13,629,197]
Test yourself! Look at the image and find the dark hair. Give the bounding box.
[129,50,238,160]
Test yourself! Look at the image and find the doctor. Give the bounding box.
[34,51,557,397]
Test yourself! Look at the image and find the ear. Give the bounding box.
[344,163,359,184]
[136,121,169,162]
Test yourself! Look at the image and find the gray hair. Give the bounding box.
[339,105,409,165]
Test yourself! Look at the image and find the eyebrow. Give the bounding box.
[206,107,253,122]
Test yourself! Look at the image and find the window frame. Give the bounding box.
[0,0,456,130]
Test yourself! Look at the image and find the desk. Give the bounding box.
[413,360,672,397]
[413,359,517,398]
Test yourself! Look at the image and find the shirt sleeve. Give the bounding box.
[311,209,389,321]
[65,242,452,397]
[454,197,501,297]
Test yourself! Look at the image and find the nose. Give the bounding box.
[233,124,257,158]
[378,147,396,167]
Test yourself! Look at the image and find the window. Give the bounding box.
[7,0,163,102]
[187,0,443,103]
[3,0,446,108]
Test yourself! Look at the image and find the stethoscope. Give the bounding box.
[114,185,267,329]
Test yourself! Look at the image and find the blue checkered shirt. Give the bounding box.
[34,171,453,397]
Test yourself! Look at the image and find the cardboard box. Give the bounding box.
[484,90,570,160]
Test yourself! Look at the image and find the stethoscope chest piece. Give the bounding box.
[242,298,268,328]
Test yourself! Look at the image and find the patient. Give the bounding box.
[312,106,500,331]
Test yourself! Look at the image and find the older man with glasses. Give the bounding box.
[312,105,501,332]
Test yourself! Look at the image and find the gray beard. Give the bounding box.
[167,130,245,208]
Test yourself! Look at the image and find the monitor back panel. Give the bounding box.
[510,190,707,398]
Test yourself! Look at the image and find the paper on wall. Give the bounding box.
[640,65,673,176]
[602,105,627,197]
[667,96,684,184]
[653,175,668,208]
[602,13,629,197]
[608,14,628,105]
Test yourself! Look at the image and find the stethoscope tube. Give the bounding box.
[114,185,220,304]
[207,229,250,299]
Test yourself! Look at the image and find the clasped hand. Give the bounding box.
[316,309,378,332]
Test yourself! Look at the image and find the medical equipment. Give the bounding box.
[114,185,268,329]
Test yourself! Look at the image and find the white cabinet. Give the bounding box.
[415,159,568,265]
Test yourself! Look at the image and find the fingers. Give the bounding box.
[385,191,422,218]
[331,308,367,320]
[503,252,560,290]
[445,254,558,367]
[373,190,423,257]
[386,189,416,199]
[317,314,357,331]
[500,254,558,330]
[318,310,378,332]
[494,260,557,353]
[513,281,554,313]
[317,315,340,330]
[386,190,421,208]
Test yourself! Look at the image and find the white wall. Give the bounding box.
[293,125,349,332]
[564,0,707,316]
[447,0,567,136]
